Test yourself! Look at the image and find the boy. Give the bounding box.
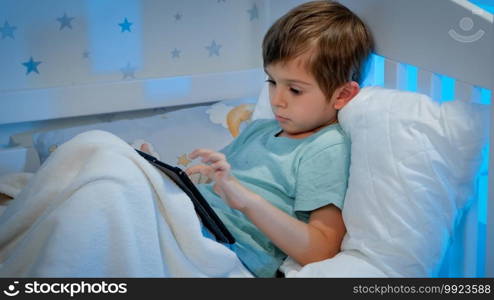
[0,0,373,278]
[183,0,373,277]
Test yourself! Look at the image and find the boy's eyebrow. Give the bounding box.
[264,69,312,86]
[264,69,273,79]
[286,79,312,86]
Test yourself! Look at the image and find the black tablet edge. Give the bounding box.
[135,149,235,244]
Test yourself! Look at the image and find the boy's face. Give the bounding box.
[265,55,339,139]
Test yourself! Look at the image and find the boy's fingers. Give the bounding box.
[185,165,211,177]
[185,165,203,175]
[211,161,229,172]
[201,152,225,165]
[209,152,226,162]
[140,143,151,154]
[189,149,225,164]
[189,148,212,159]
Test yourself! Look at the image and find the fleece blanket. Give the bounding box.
[0,130,252,277]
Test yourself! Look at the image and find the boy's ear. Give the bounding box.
[333,81,360,110]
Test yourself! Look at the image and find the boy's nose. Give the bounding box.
[270,89,287,108]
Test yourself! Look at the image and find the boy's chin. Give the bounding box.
[278,127,315,139]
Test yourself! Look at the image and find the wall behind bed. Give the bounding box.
[0,0,269,146]
[0,0,266,91]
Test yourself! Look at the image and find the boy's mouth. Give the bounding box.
[275,115,290,122]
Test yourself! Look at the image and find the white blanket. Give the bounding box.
[0,130,252,277]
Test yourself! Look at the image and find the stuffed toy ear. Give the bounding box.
[226,104,254,137]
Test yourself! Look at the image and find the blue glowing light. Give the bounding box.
[362,54,384,87]
[405,65,418,92]
[469,0,494,13]
[440,75,455,102]
[85,0,142,74]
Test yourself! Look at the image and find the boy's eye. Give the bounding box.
[290,87,301,95]
[266,79,276,86]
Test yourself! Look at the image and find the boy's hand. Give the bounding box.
[185,149,255,211]
[186,149,232,183]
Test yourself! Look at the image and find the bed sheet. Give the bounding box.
[23,97,256,171]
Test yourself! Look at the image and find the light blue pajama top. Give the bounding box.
[197,119,350,277]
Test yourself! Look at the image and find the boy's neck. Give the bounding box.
[276,121,338,139]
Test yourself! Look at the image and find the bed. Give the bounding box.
[0,0,492,277]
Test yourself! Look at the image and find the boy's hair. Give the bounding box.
[262,0,374,100]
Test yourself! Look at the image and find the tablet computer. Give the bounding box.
[135,149,235,244]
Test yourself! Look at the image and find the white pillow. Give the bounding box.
[251,82,274,120]
[255,85,488,277]
[338,87,488,277]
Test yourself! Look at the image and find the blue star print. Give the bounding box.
[119,18,133,32]
[206,40,222,57]
[22,57,42,75]
[247,4,259,21]
[171,48,181,58]
[57,13,74,30]
[121,62,136,79]
[0,21,17,39]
